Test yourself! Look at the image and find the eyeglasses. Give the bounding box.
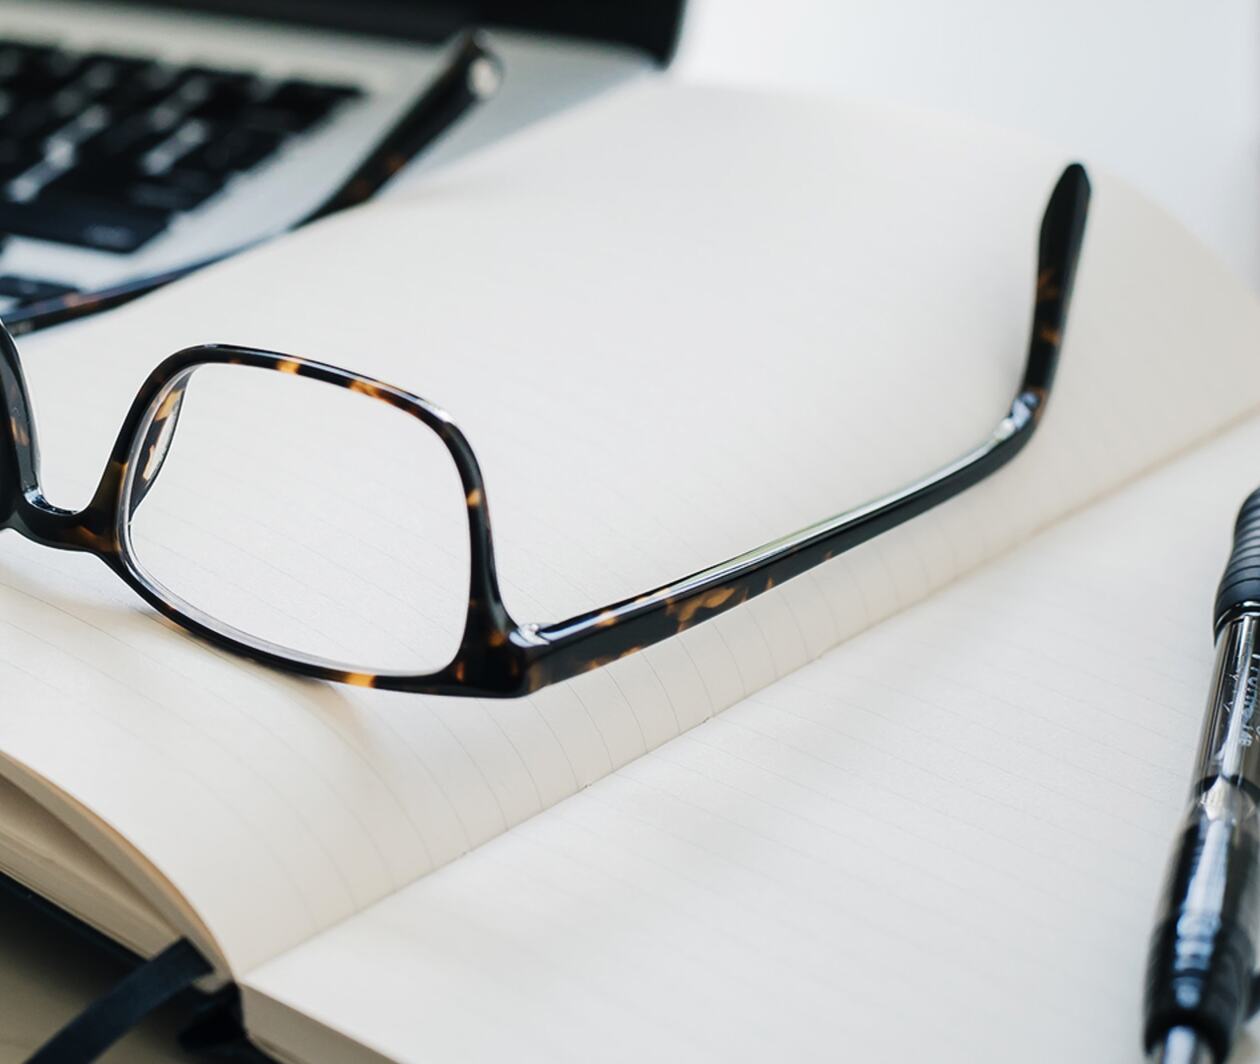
[0,164,1089,699]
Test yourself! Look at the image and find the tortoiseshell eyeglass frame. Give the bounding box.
[0,164,1089,699]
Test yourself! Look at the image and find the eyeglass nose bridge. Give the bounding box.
[0,323,120,554]
[125,369,193,520]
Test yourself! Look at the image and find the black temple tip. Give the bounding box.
[1044,164,1091,268]
[1021,162,1091,398]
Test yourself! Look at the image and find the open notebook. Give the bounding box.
[1,79,1259,1062]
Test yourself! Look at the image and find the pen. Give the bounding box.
[1145,489,1260,1064]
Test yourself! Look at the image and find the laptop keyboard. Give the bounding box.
[0,40,362,257]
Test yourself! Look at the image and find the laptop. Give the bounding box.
[0,1,684,315]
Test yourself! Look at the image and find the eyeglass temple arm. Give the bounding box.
[505,164,1091,693]
[1021,163,1090,400]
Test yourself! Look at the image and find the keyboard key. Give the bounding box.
[44,160,138,199]
[42,167,145,209]
[0,44,34,81]
[0,138,43,180]
[78,53,159,89]
[268,79,360,114]
[127,168,225,212]
[0,274,76,303]
[46,103,109,150]
[239,106,317,135]
[248,79,360,133]
[78,115,171,165]
[188,71,266,122]
[0,45,83,95]
[94,62,180,112]
[43,165,221,216]
[46,154,225,215]
[0,102,65,141]
[180,126,283,174]
[0,195,168,252]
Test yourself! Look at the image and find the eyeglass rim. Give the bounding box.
[113,347,513,687]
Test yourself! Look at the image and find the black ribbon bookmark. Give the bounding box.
[25,938,211,1064]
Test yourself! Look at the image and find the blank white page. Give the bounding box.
[1,82,1257,976]
[242,409,1260,1064]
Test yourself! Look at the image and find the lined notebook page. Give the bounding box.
[0,82,1257,977]
[242,409,1260,1064]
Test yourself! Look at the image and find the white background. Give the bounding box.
[674,0,1260,292]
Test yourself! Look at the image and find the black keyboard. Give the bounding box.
[0,40,361,257]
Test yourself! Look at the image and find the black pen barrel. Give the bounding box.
[1144,491,1260,1063]
[1143,769,1260,1062]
